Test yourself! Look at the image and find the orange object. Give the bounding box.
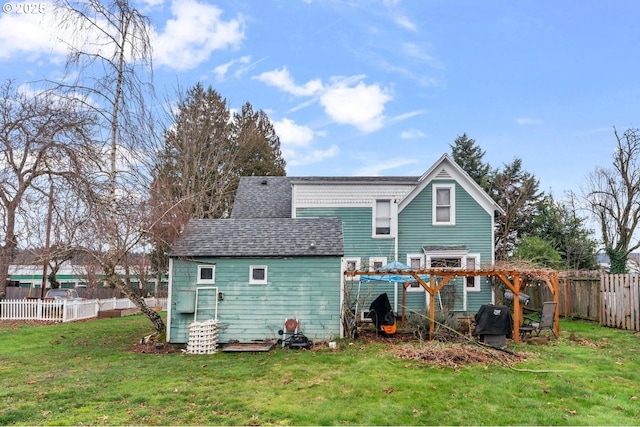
[382,323,396,335]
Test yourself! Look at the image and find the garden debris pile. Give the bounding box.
[393,342,528,369]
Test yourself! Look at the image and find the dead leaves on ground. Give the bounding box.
[393,342,528,369]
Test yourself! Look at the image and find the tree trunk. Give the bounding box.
[0,207,18,300]
[117,281,166,339]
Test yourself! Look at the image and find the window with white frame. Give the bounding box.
[197,265,216,284]
[465,255,480,291]
[425,251,482,292]
[249,265,268,285]
[369,257,387,271]
[433,184,455,225]
[373,200,392,237]
[406,254,424,291]
[429,257,462,268]
[344,257,361,280]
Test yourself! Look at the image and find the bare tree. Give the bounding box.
[584,128,640,273]
[51,0,165,334]
[0,80,92,300]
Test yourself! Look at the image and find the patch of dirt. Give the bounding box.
[567,332,610,348]
[129,342,184,354]
[0,320,58,329]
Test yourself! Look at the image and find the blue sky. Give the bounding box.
[2,0,639,197]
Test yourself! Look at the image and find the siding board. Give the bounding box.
[169,257,341,344]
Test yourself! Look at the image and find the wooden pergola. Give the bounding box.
[345,265,560,342]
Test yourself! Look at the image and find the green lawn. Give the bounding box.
[1,315,639,426]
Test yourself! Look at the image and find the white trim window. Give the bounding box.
[432,184,455,225]
[197,265,216,284]
[429,256,462,268]
[373,199,392,237]
[249,265,268,285]
[406,254,425,292]
[425,251,481,292]
[465,255,481,291]
[369,257,388,271]
[344,257,362,280]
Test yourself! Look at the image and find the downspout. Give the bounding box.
[394,199,399,262]
[394,199,399,313]
[166,257,174,343]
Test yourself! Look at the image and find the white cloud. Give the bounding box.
[214,55,251,81]
[153,0,245,71]
[254,67,323,96]
[393,14,417,32]
[353,157,419,176]
[255,69,392,133]
[400,129,425,139]
[402,43,443,68]
[274,118,314,147]
[0,12,65,62]
[516,117,543,125]
[139,0,165,11]
[287,145,339,167]
[320,80,392,133]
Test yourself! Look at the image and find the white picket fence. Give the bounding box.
[98,297,168,312]
[0,297,167,323]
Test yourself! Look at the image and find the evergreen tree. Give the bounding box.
[234,102,286,177]
[149,84,286,278]
[450,133,492,192]
[490,158,543,261]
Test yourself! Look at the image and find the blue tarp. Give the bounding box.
[360,260,429,284]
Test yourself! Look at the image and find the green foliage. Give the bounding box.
[530,194,599,270]
[511,236,563,269]
[153,83,286,221]
[1,316,640,425]
[606,247,628,274]
[489,158,544,260]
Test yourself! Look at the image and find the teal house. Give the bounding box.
[167,154,503,344]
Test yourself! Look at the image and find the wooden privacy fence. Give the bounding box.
[522,275,600,321]
[601,274,640,331]
[521,272,640,332]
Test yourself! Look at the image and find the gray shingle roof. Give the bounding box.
[290,176,420,184]
[231,175,420,219]
[170,217,344,257]
[230,176,292,219]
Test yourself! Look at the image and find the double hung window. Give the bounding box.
[433,184,455,225]
[374,200,392,236]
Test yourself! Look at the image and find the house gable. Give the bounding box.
[398,154,503,217]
